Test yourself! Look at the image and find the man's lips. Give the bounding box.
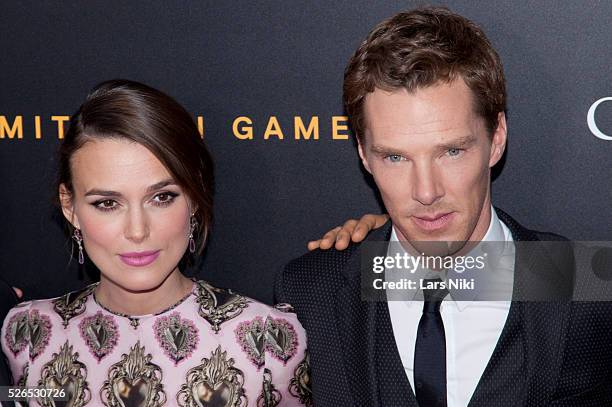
[411,212,454,231]
[118,250,160,267]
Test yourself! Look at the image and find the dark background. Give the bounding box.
[1,1,611,304]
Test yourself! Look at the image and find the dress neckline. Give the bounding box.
[92,279,196,320]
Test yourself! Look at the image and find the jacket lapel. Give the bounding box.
[334,223,417,406]
[375,299,419,406]
[468,208,571,406]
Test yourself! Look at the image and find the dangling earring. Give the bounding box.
[72,228,84,264]
[188,214,197,253]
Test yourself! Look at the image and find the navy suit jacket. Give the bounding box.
[276,208,612,406]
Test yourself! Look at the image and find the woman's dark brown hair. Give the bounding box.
[343,6,506,141]
[57,79,213,256]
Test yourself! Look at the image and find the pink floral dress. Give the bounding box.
[1,280,311,406]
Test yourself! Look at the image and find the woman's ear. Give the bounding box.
[188,200,199,217]
[59,183,79,229]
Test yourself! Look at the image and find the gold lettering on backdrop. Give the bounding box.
[197,116,205,138]
[264,116,284,140]
[35,115,42,139]
[0,115,353,141]
[233,116,253,140]
[51,116,70,140]
[332,116,349,140]
[294,116,319,140]
[0,115,23,139]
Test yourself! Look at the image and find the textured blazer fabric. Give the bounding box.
[276,208,612,406]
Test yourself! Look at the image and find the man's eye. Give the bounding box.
[386,154,404,163]
[447,148,463,157]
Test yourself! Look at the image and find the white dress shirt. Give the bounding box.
[385,206,515,406]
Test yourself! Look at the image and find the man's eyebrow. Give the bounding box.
[84,178,176,197]
[438,135,477,149]
[369,144,405,155]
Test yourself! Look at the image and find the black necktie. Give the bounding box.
[414,278,449,407]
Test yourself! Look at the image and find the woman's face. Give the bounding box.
[60,138,191,293]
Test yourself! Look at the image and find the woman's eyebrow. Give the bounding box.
[85,178,176,197]
[145,179,176,193]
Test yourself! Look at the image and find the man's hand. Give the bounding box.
[308,214,389,251]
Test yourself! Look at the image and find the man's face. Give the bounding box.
[358,78,506,255]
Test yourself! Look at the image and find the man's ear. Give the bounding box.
[357,139,372,174]
[489,112,507,168]
[59,183,79,229]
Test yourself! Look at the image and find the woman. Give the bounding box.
[0,80,382,406]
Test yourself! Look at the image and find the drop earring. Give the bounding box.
[188,214,197,253]
[72,228,84,264]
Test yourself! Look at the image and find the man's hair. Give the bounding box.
[343,7,506,142]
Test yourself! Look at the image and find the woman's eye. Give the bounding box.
[94,200,118,211]
[153,192,178,206]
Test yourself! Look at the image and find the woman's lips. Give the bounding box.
[412,212,454,231]
[119,250,160,267]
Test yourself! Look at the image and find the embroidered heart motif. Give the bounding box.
[29,322,41,347]
[246,330,265,359]
[235,317,265,368]
[113,377,151,407]
[5,311,28,356]
[193,381,232,407]
[28,310,52,361]
[176,345,246,406]
[153,313,199,364]
[101,342,164,406]
[79,311,119,361]
[265,318,298,363]
[48,375,77,407]
[165,323,187,352]
[88,323,107,349]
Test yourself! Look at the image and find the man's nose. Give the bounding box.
[411,161,444,205]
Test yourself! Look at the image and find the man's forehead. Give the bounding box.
[363,79,474,110]
[361,80,484,141]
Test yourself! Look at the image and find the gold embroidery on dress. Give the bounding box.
[17,363,28,387]
[256,368,281,407]
[101,341,166,407]
[38,341,91,407]
[5,310,28,356]
[52,284,97,328]
[289,350,313,406]
[177,345,247,406]
[14,364,29,407]
[129,318,140,330]
[194,281,250,333]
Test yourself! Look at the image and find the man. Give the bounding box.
[276,7,612,406]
